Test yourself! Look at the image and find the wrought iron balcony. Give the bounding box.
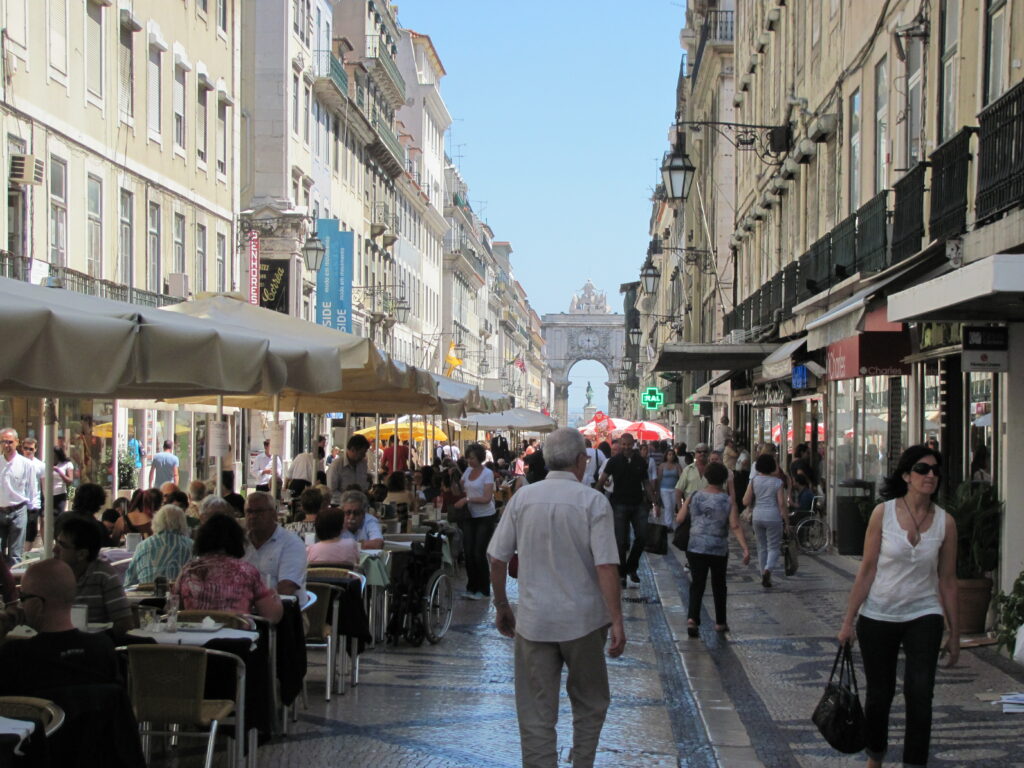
[831,212,858,280]
[781,260,799,315]
[857,191,889,273]
[48,265,180,307]
[312,50,349,110]
[976,79,1024,225]
[689,10,734,82]
[0,251,30,281]
[798,232,833,301]
[891,163,927,264]
[365,35,406,107]
[929,126,975,242]
[370,114,406,175]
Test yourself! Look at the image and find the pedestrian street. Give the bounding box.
[153,541,1024,768]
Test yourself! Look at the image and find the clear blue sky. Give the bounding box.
[395,1,685,418]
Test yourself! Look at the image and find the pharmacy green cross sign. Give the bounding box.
[641,387,664,411]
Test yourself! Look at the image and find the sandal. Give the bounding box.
[714,624,729,633]
[686,620,699,638]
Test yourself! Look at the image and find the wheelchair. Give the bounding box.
[385,525,454,646]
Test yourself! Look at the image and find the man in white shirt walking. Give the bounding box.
[488,427,625,768]
[19,438,45,551]
[0,428,35,564]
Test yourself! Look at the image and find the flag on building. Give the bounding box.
[512,354,526,372]
[444,341,463,377]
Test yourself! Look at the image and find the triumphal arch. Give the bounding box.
[541,281,625,426]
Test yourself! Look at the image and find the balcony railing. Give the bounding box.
[371,115,406,166]
[976,79,1024,224]
[857,191,889,273]
[48,265,180,306]
[781,260,798,314]
[0,251,30,281]
[929,126,976,242]
[365,35,406,103]
[798,232,833,301]
[891,162,927,264]
[831,212,858,280]
[312,50,348,99]
[707,10,735,41]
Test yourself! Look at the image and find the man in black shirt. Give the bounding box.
[597,433,659,587]
[0,558,120,694]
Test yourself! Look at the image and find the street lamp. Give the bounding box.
[394,297,411,324]
[479,358,490,375]
[628,326,642,347]
[661,145,696,201]
[639,262,661,294]
[301,233,326,271]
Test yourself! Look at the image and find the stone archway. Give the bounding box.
[542,281,625,427]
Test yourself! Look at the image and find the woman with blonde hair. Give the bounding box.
[123,504,194,586]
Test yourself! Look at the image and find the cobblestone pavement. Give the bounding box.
[153,543,1024,767]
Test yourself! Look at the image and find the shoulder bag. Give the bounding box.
[784,529,799,575]
[812,642,867,754]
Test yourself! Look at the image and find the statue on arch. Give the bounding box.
[569,280,610,314]
[585,382,595,408]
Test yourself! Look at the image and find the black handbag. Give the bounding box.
[784,530,799,576]
[812,643,867,754]
[644,523,668,555]
[672,517,691,551]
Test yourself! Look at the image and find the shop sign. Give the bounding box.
[315,219,354,332]
[258,259,290,314]
[962,326,1008,372]
[917,322,962,353]
[792,365,810,390]
[641,387,664,411]
[247,231,260,305]
[752,382,791,408]
[826,333,911,381]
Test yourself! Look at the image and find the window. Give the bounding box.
[216,102,227,175]
[216,233,226,291]
[874,57,888,194]
[217,0,228,33]
[147,202,161,293]
[173,66,186,149]
[939,0,959,143]
[195,224,207,292]
[119,190,134,286]
[148,47,162,135]
[87,175,102,278]
[197,86,208,163]
[173,213,186,273]
[118,28,134,119]
[905,37,923,164]
[49,0,67,74]
[333,117,340,173]
[294,0,310,45]
[292,74,300,134]
[303,86,311,144]
[49,157,67,266]
[849,89,861,212]
[985,0,1007,105]
[86,1,103,97]
[312,101,320,156]
[198,0,208,11]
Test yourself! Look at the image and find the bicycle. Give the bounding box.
[792,495,830,554]
[385,525,454,646]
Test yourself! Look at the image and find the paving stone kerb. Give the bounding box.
[657,541,1024,768]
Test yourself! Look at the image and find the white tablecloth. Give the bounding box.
[0,716,35,755]
[127,626,258,648]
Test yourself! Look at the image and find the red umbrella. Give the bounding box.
[625,420,672,441]
[578,417,632,439]
[772,423,827,443]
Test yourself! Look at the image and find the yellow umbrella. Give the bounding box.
[354,419,448,442]
[92,420,190,439]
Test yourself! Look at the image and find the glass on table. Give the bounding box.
[138,606,159,633]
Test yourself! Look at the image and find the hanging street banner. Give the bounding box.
[247,231,260,305]
[316,218,354,332]
[259,259,290,314]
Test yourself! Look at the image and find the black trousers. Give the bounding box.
[612,503,648,578]
[857,613,944,766]
[462,514,497,596]
[686,551,728,626]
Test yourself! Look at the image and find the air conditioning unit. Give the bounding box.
[167,272,190,298]
[10,154,44,185]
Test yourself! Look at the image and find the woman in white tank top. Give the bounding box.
[837,445,959,768]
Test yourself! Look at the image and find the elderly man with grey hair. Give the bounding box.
[198,495,236,524]
[337,490,383,550]
[488,427,625,768]
[124,504,194,586]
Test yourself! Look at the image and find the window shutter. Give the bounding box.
[148,48,161,132]
[119,29,133,117]
[6,0,27,47]
[173,66,185,145]
[49,0,67,72]
[86,3,102,96]
[196,89,207,160]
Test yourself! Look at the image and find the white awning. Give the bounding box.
[759,338,807,381]
[888,253,1024,323]
[805,266,915,350]
[653,343,778,372]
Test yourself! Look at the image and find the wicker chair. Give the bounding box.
[0,696,65,737]
[307,568,367,690]
[124,645,245,768]
[303,582,341,702]
[176,610,256,631]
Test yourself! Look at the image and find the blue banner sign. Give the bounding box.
[315,218,353,332]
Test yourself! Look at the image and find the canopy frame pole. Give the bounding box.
[374,414,381,479]
[215,396,224,497]
[111,401,119,500]
[42,398,57,558]
[271,394,281,500]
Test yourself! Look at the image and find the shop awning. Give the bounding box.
[686,370,734,403]
[652,343,778,372]
[888,253,1024,323]
[759,338,807,381]
[805,266,917,350]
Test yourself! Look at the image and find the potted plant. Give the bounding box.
[994,570,1024,659]
[943,481,1002,634]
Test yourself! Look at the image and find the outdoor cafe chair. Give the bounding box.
[0,696,65,737]
[307,568,367,690]
[123,645,246,768]
[302,582,341,703]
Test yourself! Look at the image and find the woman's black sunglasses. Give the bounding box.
[911,463,941,476]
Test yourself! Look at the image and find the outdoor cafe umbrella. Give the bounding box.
[458,408,558,432]
[578,417,632,439]
[624,420,672,441]
[354,417,449,442]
